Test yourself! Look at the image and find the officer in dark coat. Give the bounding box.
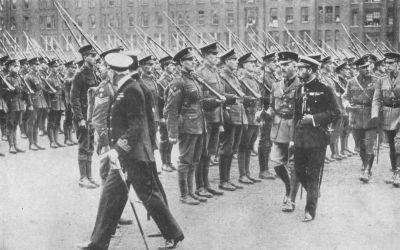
[70,45,100,189]
[5,59,26,153]
[46,59,66,148]
[294,56,340,222]
[158,55,176,172]
[79,53,184,250]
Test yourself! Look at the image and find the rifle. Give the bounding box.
[232,73,262,99]
[5,31,28,59]
[0,75,16,91]
[191,72,226,102]
[218,74,245,98]
[304,32,328,56]
[40,74,57,93]
[365,34,384,57]
[146,36,172,57]
[0,39,11,57]
[55,1,103,54]
[18,73,34,94]
[22,31,40,58]
[283,26,307,55]
[3,34,20,59]
[108,24,131,50]
[133,24,160,59]
[341,23,361,57]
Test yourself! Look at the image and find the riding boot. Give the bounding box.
[54,127,65,147]
[178,164,199,205]
[274,165,290,197]
[189,164,206,202]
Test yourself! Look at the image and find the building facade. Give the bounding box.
[0,0,398,58]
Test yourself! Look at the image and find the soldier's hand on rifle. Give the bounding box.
[300,114,313,125]
[169,137,177,144]
[78,119,86,128]
[107,149,119,167]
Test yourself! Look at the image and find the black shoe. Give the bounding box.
[195,188,213,198]
[206,187,224,196]
[29,144,38,151]
[0,152,5,157]
[35,144,45,150]
[9,147,17,154]
[218,182,236,191]
[247,175,261,183]
[228,181,243,189]
[163,234,184,249]
[15,147,25,153]
[56,142,65,147]
[239,176,254,184]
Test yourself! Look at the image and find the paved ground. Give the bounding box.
[0,134,399,250]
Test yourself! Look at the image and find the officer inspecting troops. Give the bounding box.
[70,44,100,189]
[79,52,184,250]
[372,52,400,186]
[294,56,340,222]
[157,55,177,173]
[267,51,301,212]
[342,55,378,183]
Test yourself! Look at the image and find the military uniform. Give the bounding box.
[141,72,160,123]
[338,74,353,156]
[218,59,248,189]
[342,74,378,176]
[46,69,66,147]
[5,70,26,152]
[238,69,261,182]
[196,60,226,195]
[0,68,9,141]
[87,67,183,249]
[372,61,400,184]
[294,67,340,220]
[71,58,99,186]
[24,69,48,148]
[63,66,76,145]
[158,70,175,170]
[165,65,206,203]
[267,74,301,206]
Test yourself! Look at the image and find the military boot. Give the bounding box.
[178,164,199,205]
[54,127,65,147]
[274,165,291,197]
[13,133,25,153]
[189,165,207,202]
[78,160,96,189]
[86,160,99,188]
[8,135,17,154]
[48,126,58,148]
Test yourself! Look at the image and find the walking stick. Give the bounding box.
[113,158,150,250]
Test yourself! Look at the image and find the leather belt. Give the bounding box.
[383,103,400,108]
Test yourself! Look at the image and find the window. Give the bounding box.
[198,10,205,25]
[76,15,82,27]
[285,7,293,23]
[334,30,340,49]
[12,0,17,10]
[23,0,29,8]
[325,30,332,45]
[351,10,358,26]
[388,8,394,25]
[246,8,257,26]
[270,8,278,27]
[335,6,340,22]
[212,11,219,25]
[226,11,234,25]
[365,10,380,26]
[128,13,135,27]
[88,0,95,8]
[154,33,166,47]
[301,7,309,23]
[10,17,17,30]
[75,0,82,8]
[23,16,30,30]
[269,31,279,44]
[155,12,163,26]
[0,17,3,31]
[109,14,116,27]
[141,12,149,27]
[89,14,96,28]
[318,6,323,23]
[177,12,184,25]
[325,6,333,23]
